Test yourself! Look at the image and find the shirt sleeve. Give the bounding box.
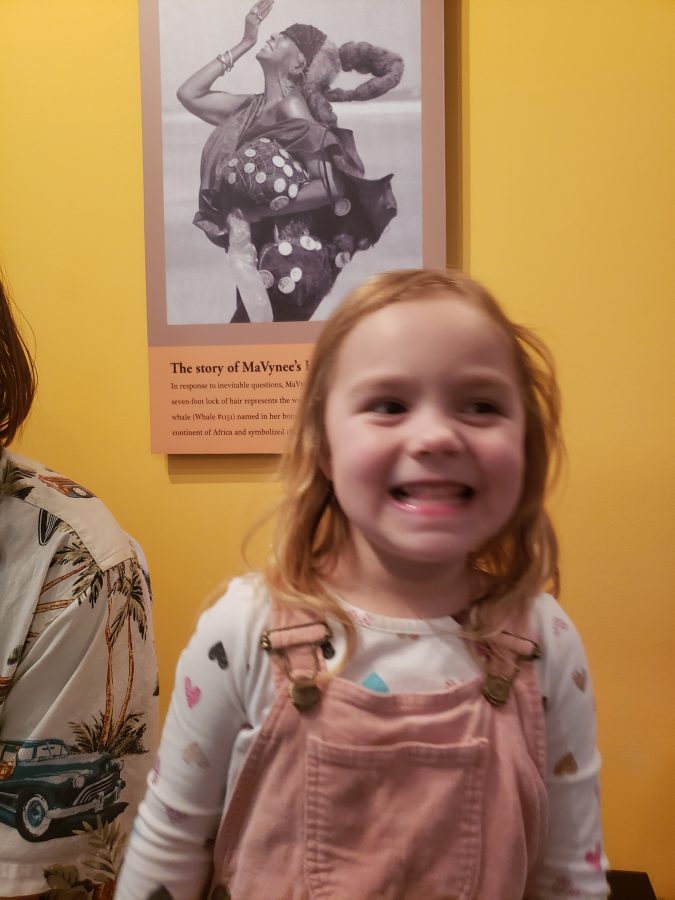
[532,595,610,899]
[116,576,269,900]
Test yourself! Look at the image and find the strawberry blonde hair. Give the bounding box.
[262,268,562,658]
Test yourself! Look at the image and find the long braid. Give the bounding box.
[328,42,404,102]
[302,39,404,126]
[300,39,341,126]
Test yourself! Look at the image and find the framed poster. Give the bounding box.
[140,0,446,453]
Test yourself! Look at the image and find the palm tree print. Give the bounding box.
[67,557,150,755]
[2,457,150,755]
[110,563,148,741]
[44,816,125,898]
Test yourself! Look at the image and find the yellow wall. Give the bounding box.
[1,0,673,893]
[463,2,675,894]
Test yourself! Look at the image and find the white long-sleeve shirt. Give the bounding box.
[117,575,609,899]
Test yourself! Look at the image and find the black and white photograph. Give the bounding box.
[156,0,425,325]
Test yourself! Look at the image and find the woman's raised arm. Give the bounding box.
[176,0,274,126]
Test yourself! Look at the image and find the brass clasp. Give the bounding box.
[481,673,515,706]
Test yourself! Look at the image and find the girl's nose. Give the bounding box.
[409,413,463,457]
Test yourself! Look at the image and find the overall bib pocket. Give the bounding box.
[305,736,489,900]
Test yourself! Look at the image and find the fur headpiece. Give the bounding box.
[281,23,326,67]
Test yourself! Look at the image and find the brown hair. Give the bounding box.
[0,273,37,447]
[263,268,562,661]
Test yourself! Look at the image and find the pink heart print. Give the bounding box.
[552,875,581,896]
[585,842,602,870]
[552,616,569,636]
[184,676,202,709]
[165,804,188,823]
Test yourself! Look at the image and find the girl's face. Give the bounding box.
[322,296,526,582]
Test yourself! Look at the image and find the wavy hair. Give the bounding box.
[263,268,563,664]
[0,274,36,448]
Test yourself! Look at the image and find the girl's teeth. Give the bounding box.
[392,485,474,501]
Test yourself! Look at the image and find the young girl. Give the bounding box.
[117,269,609,899]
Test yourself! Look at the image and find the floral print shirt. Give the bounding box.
[0,450,158,898]
[117,575,609,900]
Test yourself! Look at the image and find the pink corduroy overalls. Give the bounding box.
[210,604,548,900]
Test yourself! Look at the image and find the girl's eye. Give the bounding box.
[465,399,501,416]
[370,399,407,415]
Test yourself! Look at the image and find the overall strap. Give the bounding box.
[479,615,541,706]
[260,604,332,710]
[482,610,548,783]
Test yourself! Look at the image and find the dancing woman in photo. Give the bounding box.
[177,0,403,322]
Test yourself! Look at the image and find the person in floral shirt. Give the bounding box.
[0,273,158,897]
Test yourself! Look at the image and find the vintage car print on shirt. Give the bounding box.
[0,737,126,841]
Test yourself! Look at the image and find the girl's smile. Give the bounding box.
[389,480,475,516]
[322,295,526,588]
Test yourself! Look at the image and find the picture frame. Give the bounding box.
[139,0,448,453]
